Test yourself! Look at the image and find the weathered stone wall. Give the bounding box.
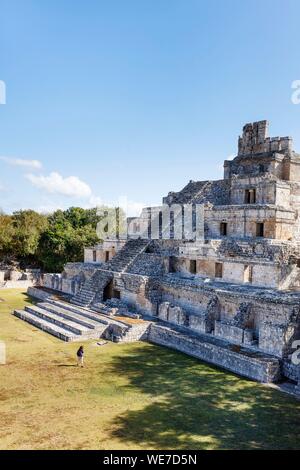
[148,323,280,383]
[114,273,155,316]
[282,360,299,383]
[205,206,295,240]
[230,177,291,208]
[158,275,300,357]
[84,239,127,263]
[163,179,231,206]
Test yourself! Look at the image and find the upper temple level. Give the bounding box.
[163,121,300,208]
[158,121,300,243]
[224,120,300,181]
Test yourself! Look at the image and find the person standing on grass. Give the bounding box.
[77,345,84,367]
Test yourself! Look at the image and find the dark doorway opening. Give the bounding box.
[215,262,223,278]
[190,260,197,274]
[103,280,114,301]
[256,222,264,237]
[245,189,256,204]
[169,256,176,273]
[220,222,227,236]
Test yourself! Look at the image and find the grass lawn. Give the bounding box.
[0,288,300,450]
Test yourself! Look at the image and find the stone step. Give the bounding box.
[104,239,150,272]
[14,296,150,342]
[48,300,113,323]
[49,299,131,328]
[38,303,105,330]
[14,309,78,342]
[71,270,114,307]
[25,305,94,337]
[71,299,91,307]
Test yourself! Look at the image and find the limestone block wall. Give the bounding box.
[173,255,280,288]
[84,247,104,263]
[230,178,276,205]
[148,323,280,383]
[114,273,155,316]
[42,273,63,291]
[84,239,127,264]
[205,206,295,240]
[230,177,292,208]
[161,283,211,316]
[251,264,279,288]
[258,322,298,358]
[159,277,300,357]
[284,159,300,182]
[282,360,299,383]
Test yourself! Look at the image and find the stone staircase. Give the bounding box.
[70,271,113,308]
[70,239,149,308]
[13,299,151,343]
[103,238,150,272]
[14,301,108,342]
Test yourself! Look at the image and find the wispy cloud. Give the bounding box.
[25,172,92,199]
[0,156,42,170]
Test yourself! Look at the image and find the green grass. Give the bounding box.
[0,289,300,450]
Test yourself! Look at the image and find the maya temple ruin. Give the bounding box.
[13,120,300,390]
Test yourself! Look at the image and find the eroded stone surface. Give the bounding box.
[25,120,300,384]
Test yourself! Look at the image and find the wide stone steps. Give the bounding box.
[47,300,121,326]
[13,297,147,342]
[37,302,106,330]
[14,309,78,342]
[24,305,95,337]
[13,300,113,342]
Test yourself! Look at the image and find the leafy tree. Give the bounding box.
[11,210,48,261]
[0,214,14,256]
[37,207,100,272]
[0,205,126,272]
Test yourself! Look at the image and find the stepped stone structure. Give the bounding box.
[0,264,40,289]
[14,120,300,388]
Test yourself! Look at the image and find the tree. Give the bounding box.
[0,205,125,273]
[0,214,14,256]
[11,210,48,261]
[37,208,100,272]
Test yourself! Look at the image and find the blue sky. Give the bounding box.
[1,0,300,215]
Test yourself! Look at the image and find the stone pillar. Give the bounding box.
[158,302,169,321]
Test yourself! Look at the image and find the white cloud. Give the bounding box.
[25,172,92,199]
[88,195,104,207]
[0,156,42,170]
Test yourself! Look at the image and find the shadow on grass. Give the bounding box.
[57,364,78,367]
[109,344,300,450]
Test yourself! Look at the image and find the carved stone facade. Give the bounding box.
[31,121,300,385]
